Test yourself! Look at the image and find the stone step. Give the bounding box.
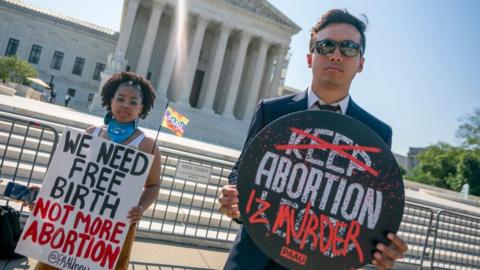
[432,237,479,254]
[0,118,58,142]
[137,217,238,243]
[0,110,237,168]
[157,187,218,212]
[0,143,52,165]
[143,201,237,230]
[434,227,480,245]
[159,175,226,199]
[430,250,480,269]
[0,130,55,153]
[398,220,430,236]
[0,158,47,181]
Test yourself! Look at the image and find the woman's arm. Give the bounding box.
[128,137,161,223]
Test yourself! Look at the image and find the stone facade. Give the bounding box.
[0,0,300,149]
[0,0,118,109]
[97,0,300,148]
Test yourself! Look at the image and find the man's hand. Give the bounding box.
[218,185,240,219]
[372,233,408,270]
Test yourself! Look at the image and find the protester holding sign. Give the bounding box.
[219,9,408,270]
[31,71,162,270]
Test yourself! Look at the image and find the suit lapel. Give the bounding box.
[346,97,360,119]
[286,90,308,114]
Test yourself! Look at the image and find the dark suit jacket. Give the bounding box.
[224,90,392,270]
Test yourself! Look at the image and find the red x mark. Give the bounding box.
[274,127,381,177]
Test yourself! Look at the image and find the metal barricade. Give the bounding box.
[3,113,480,270]
[397,202,435,269]
[0,114,59,213]
[129,261,213,270]
[430,210,480,270]
[137,150,239,247]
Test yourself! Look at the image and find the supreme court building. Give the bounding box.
[0,0,300,148]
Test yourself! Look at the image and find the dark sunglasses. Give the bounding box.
[312,39,363,57]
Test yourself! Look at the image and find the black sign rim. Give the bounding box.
[237,110,405,270]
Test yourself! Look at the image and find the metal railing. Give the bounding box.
[137,151,239,247]
[398,202,435,268]
[0,114,58,212]
[1,113,479,269]
[430,211,480,270]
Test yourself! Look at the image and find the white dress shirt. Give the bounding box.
[307,88,350,114]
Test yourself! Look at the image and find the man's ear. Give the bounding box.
[357,57,365,73]
[307,53,313,68]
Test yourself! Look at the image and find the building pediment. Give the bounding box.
[224,0,301,33]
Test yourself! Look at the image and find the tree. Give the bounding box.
[452,150,480,195]
[407,109,480,195]
[457,108,480,149]
[0,55,37,85]
[407,143,458,188]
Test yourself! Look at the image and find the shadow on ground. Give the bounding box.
[130,261,214,270]
[0,259,215,270]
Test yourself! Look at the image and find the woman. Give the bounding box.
[35,71,162,270]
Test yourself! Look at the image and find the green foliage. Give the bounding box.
[457,108,480,149]
[407,109,480,195]
[407,167,449,188]
[406,144,452,189]
[454,150,480,195]
[0,55,37,85]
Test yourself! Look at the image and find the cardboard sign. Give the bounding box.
[16,127,153,270]
[237,111,404,270]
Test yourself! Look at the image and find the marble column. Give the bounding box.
[222,32,251,117]
[156,14,179,98]
[200,24,231,111]
[259,47,276,99]
[243,39,270,119]
[177,16,209,104]
[116,0,140,57]
[268,45,289,98]
[136,1,165,76]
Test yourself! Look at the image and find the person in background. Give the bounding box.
[48,89,56,103]
[64,93,71,107]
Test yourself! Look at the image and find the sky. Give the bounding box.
[22,0,480,155]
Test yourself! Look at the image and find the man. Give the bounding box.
[48,89,56,103]
[219,9,408,270]
[64,93,71,107]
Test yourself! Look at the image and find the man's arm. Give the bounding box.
[219,101,265,221]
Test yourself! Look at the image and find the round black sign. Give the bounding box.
[237,110,404,270]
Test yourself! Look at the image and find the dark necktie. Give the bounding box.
[315,101,341,113]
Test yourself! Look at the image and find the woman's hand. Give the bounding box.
[127,205,145,224]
